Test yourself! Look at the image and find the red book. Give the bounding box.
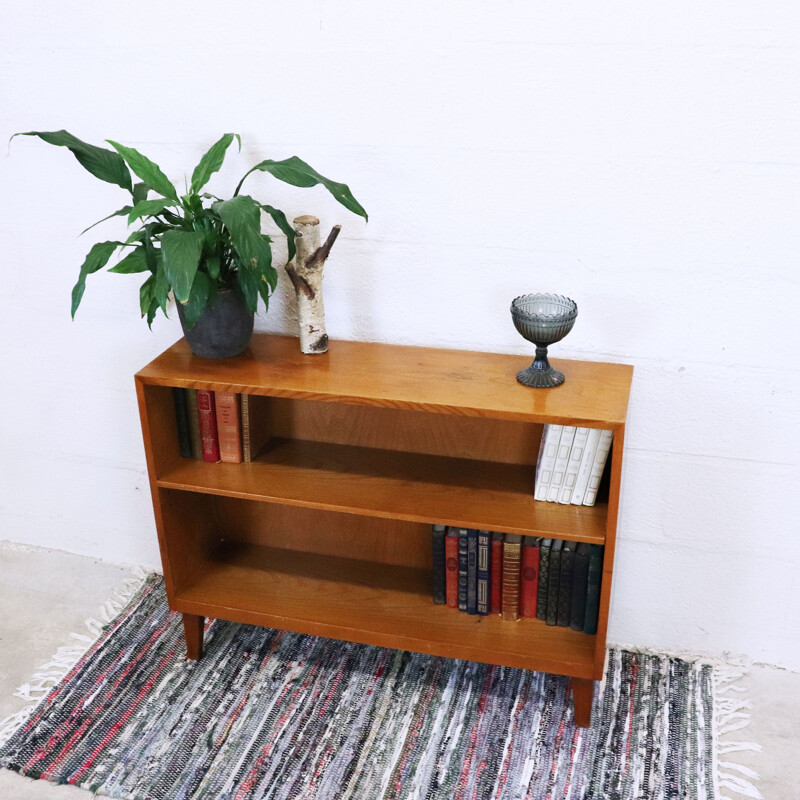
[520,537,540,618]
[215,392,242,464]
[490,532,503,614]
[196,390,220,462]
[445,528,459,608]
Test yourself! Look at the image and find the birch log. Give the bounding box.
[285,215,341,354]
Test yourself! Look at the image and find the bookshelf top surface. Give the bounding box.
[136,334,633,426]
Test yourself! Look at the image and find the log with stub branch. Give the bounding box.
[285,215,341,354]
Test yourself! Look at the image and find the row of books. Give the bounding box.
[432,526,604,634]
[534,425,613,506]
[172,388,260,464]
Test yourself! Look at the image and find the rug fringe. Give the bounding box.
[0,567,150,747]
[712,665,762,800]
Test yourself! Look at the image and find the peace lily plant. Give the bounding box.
[12,131,367,329]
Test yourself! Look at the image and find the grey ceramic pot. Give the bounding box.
[177,288,254,359]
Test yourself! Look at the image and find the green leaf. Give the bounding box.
[146,297,159,329]
[12,130,132,192]
[79,205,132,236]
[109,246,149,273]
[235,155,368,221]
[190,133,238,194]
[71,241,120,318]
[212,195,272,273]
[205,254,221,281]
[259,204,296,262]
[154,259,170,315]
[181,271,211,328]
[106,140,178,202]
[139,274,155,316]
[128,198,172,225]
[236,266,259,313]
[160,229,205,302]
[132,182,149,205]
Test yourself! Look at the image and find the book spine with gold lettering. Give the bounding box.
[215,392,242,464]
[501,534,523,621]
[196,390,220,463]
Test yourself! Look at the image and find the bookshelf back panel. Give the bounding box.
[255,397,542,465]
[213,497,432,569]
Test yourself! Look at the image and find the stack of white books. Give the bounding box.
[533,425,613,506]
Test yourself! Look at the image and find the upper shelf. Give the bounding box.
[136,335,633,427]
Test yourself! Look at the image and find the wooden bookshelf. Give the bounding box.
[135,334,632,727]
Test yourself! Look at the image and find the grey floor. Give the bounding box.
[0,543,797,800]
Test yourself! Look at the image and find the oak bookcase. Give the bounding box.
[135,334,632,727]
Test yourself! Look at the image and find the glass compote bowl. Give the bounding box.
[510,293,578,388]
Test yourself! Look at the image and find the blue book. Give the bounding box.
[466,529,479,615]
[457,528,469,612]
[476,530,491,615]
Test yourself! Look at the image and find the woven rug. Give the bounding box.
[0,574,756,800]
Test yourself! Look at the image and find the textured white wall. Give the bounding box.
[1,2,798,668]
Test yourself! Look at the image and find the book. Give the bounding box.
[432,524,447,604]
[501,534,523,621]
[490,532,503,614]
[520,537,540,618]
[445,527,459,608]
[457,528,469,612]
[557,540,575,627]
[215,391,242,464]
[584,545,604,635]
[583,430,614,507]
[240,393,253,462]
[571,428,601,506]
[476,530,491,615]
[571,542,590,632]
[547,427,576,502]
[560,427,589,504]
[546,539,563,626]
[534,424,562,501]
[185,389,203,460]
[196,390,220,463]
[466,529,479,615]
[240,393,272,463]
[536,538,552,621]
[172,387,192,458]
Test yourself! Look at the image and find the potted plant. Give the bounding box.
[12,131,368,357]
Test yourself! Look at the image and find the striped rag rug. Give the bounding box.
[0,574,724,800]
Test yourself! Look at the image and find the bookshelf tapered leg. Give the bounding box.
[182,613,205,660]
[570,678,594,728]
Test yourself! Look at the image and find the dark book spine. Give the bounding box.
[457,528,468,612]
[546,539,563,626]
[445,529,459,608]
[186,389,203,460]
[476,530,490,615]
[501,534,523,621]
[172,387,192,458]
[520,537,540,618]
[557,540,575,627]
[432,525,447,604]
[490,533,503,614]
[466,529,478,615]
[571,543,590,631]
[584,545,604,635]
[537,539,552,621]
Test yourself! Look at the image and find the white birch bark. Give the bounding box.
[286,215,341,354]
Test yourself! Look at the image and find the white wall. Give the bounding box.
[1,1,798,668]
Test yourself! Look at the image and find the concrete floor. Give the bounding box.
[0,542,797,800]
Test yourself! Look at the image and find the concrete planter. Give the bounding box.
[177,288,254,359]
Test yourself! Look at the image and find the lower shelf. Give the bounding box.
[173,541,598,680]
